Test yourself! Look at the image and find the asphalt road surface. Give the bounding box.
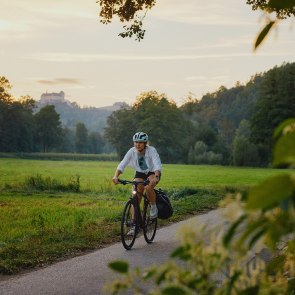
[0,209,226,295]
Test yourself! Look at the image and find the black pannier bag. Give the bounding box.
[155,189,173,219]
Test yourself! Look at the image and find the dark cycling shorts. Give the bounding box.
[134,171,154,180]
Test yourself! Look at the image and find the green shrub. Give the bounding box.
[24,174,80,192]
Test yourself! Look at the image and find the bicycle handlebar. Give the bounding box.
[118,179,149,186]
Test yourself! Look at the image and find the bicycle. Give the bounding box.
[118,179,158,250]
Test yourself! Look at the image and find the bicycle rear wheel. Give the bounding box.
[121,199,138,250]
[143,201,157,243]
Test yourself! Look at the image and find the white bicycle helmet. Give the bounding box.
[133,132,148,142]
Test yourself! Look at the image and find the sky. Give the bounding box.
[1,0,295,108]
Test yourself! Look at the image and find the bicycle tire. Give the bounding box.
[121,199,138,250]
[143,200,157,243]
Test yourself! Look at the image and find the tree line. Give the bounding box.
[0,77,108,154]
[105,62,295,167]
[1,62,294,166]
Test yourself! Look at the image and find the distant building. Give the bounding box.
[40,91,65,104]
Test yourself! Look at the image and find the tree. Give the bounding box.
[188,140,207,164]
[133,91,190,163]
[250,63,295,165]
[104,91,192,163]
[75,122,89,153]
[16,96,36,152]
[188,140,222,165]
[232,136,259,166]
[0,78,36,152]
[104,106,136,159]
[35,105,62,152]
[59,127,76,153]
[98,0,156,41]
[0,77,13,151]
[232,120,259,167]
[88,132,105,154]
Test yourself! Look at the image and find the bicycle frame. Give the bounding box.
[118,179,157,250]
[120,179,149,229]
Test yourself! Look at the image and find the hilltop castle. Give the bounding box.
[40,91,66,104]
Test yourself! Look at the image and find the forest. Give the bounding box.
[1,61,294,167]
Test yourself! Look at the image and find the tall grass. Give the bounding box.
[24,174,80,192]
[0,193,123,274]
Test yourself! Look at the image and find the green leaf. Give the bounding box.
[273,132,295,167]
[248,228,266,248]
[287,277,295,294]
[108,260,129,274]
[268,0,295,9]
[273,118,295,139]
[226,270,241,295]
[254,21,275,50]
[238,219,266,247]
[162,286,188,295]
[266,255,286,275]
[170,245,192,261]
[142,269,156,280]
[240,286,259,295]
[223,214,247,247]
[246,175,294,210]
[187,277,203,289]
[156,269,168,285]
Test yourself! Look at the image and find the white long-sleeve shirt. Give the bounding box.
[117,146,162,174]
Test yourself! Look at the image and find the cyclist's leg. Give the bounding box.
[131,177,144,221]
[133,178,145,203]
[146,173,159,218]
[145,174,157,204]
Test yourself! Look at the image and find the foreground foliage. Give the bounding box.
[107,119,295,294]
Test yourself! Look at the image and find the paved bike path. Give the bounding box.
[0,209,225,295]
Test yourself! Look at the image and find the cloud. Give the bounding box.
[28,49,295,63]
[184,76,206,81]
[29,52,242,62]
[0,0,97,42]
[184,74,229,84]
[37,78,81,85]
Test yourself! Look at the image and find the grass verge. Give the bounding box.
[0,186,230,275]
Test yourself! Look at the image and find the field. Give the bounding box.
[0,158,286,190]
[0,158,289,274]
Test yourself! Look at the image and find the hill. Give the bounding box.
[36,92,126,132]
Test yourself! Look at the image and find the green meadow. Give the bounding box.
[0,158,289,274]
[0,158,286,190]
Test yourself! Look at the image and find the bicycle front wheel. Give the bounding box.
[121,199,138,250]
[143,201,157,243]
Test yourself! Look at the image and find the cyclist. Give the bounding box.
[112,132,162,221]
